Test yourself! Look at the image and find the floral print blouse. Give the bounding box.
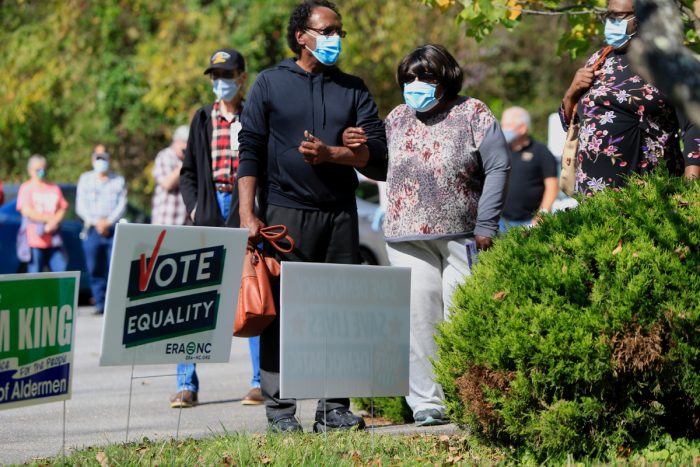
[383,97,510,241]
[560,49,700,196]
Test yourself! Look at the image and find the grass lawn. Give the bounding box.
[23,431,700,466]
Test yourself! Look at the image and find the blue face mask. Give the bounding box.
[93,159,109,174]
[604,18,634,48]
[306,34,341,66]
[502,129,518,145]
[212,78,239,101]
[36,168,46,180]
[403,81,439,113]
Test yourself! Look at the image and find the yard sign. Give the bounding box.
[99,224,247,366]
[280,262,410,399]
[0,271,79,410]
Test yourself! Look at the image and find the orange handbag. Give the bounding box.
[234,225,295,337]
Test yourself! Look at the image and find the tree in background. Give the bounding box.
[0,0,615,210]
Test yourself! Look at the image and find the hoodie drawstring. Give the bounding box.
[321,77,326,129]
[308,74,316,135]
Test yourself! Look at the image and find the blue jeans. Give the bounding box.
[81,227,113,311]
[499,218,531,233]
[28,247,67,273]
[176,363,199,392]
[176,191,260,393]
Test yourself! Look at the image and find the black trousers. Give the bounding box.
[260,203,360,422]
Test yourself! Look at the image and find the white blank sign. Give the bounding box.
[280,262,410,399]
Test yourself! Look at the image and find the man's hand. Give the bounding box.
[342,127,367,149]
[475,235,493,251]
[95,218,111,237]
[299,131,332,165]
[240,212,265,242]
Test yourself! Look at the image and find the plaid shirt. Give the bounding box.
[76,170,127,225]
[151,146,187,225]
[211,100,241,185]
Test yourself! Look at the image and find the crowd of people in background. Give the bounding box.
[3,0,698,432]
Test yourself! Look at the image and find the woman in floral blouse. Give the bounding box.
[560,0,700,196]
[345,44,510,426]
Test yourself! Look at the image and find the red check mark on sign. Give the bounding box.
[139,229,167,292]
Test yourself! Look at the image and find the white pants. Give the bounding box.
[386,238,472,416]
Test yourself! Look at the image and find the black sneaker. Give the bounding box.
[313,408,366,432]
[413,409,447,427]
[269,417,303,433]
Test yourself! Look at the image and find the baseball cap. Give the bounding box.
[204,48,246,75]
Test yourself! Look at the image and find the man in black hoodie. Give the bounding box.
[237,0,387,433]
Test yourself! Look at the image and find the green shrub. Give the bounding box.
[435,173,700,461]
[352,397,413,424]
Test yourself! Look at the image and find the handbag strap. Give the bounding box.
[569,46,615,121]
[259,225,295,253]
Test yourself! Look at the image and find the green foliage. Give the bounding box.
[352,397,414,423]
[420,0,700,58]
[0,0,581,209]
[435,173,700,461]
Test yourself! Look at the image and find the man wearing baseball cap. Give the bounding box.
[176,48,263,409]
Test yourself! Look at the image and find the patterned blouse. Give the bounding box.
[383,97,510,242]
[560,49,700,196]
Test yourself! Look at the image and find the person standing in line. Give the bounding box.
[559,0,700,195]
[238,0,387,433]
[499,106,558,231]
[76,145,127,315]
[16,154,69,272]
[344,44,510,427]
[178,48,263,409]
[151,125,189,226]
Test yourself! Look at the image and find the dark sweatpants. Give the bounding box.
[260,203,360,422]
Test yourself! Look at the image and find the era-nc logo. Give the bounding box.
[126,230,226,300]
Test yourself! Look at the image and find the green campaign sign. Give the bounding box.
[0,272,79,410]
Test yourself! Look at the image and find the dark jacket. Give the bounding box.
[237,59,387,211]
[180,104,240,227]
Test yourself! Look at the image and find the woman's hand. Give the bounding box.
[475,235,493,251]
[567,67,602,100]
[342,127,367,149]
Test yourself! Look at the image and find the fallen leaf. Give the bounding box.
[612,239,623,255]
[492,291,507,301]
[260,455,272,464]
[675,246,689,261]
[95,451,109,467]
[136,445,149,454]
[221,454,235,466]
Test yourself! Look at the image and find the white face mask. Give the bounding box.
[93,159,109,174]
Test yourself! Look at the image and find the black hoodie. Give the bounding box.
[238,58,387,210]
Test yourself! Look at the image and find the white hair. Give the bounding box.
[27,154,46,174]
[173,125,189,143]
[503,106,531,128]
